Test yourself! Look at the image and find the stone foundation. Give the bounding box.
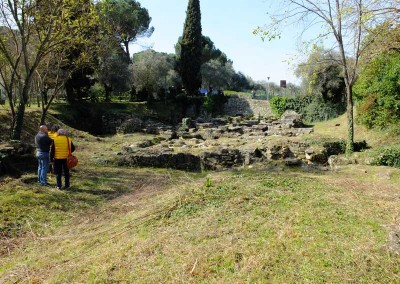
[0,141,36,177]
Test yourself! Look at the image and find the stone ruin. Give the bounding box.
[110,110,342,172]
[0,141,36,177]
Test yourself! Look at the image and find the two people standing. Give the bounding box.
[34,124,75,190]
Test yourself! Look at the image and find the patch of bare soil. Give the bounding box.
[388,226,400,255]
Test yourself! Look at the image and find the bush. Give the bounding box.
[372,146,400,168]
[323,140,368,156]
[269,96,289,118]
[270,94,345,122]
[203,92,228,116]
[354,51,400,129]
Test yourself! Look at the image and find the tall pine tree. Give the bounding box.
[179,0,202,96]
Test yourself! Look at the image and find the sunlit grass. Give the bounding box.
[1,108,400,283]
[1,167,399,283]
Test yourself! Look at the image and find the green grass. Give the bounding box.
[223,90,251,97]
[1,166,399,283]
[1,108,400,283]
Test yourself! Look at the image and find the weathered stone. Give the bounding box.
[203,129,222,140]
[102,113,132,134]
[223,95,272,118]
[388,226,400,255]
[227,126,244,134]
[116,117,143,134]
[0,141,36,177]
[279,110,304,128]
[240,120,259,127]
[196,122,213,129]
[181,117,195,131]
[137,140,154,148]
[251,124,269,132]
[211,117,228,126]
[328,155,357,169]
[118,152,202,172]
[284,158,302,166]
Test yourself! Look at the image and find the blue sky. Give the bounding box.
[131,0,304,85]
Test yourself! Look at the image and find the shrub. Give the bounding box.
[270,94,345,122]
[203,92,228,116]
[323,140,368,156]
[354,51,400,129]
[372,146,400,168]
[269,96,289,118]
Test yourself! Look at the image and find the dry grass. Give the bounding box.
[1,165,399,283]
[1,109,400,283]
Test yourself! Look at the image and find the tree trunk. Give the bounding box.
[12,76,33,140]
[12,102,26,140]
[345,84,354,154]
[104,84,112,102]
[123,41,131,63]
[40,108,47,125]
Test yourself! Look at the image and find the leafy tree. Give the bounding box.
[178,0,202,96]
[255,0,399,153]
[295,47,345,104]
[201,36,229,65]
[360,22,400,65]
[96,36,131,102]
[0,0,98,139]
[33,49,72,124]
[97,0,153,61]
[176,35,228,65]
[201,59,235,90]
[229,71,251,91]
[131,50,179,101]
[203,91,228,116]
[354,51,400,128]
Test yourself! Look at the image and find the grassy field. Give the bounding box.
[0,110,400,283]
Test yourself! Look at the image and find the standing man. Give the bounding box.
[35,125,53,186]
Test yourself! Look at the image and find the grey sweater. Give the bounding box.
[35,132,53,152]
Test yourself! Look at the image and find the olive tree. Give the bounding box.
[131,50,179,101]
[201,59,235,90]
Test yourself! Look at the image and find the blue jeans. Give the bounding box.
[37,151,50,185]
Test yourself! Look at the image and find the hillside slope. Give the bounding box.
[0,110,399,283]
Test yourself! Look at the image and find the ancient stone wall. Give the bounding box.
[101,113,132,135]
[223,95,273,118]
[0,141,36,177]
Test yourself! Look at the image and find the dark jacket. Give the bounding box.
[35,132,53,152]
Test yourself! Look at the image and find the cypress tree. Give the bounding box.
[179,0,202,96]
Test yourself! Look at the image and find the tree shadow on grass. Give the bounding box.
[1,167,170,243]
